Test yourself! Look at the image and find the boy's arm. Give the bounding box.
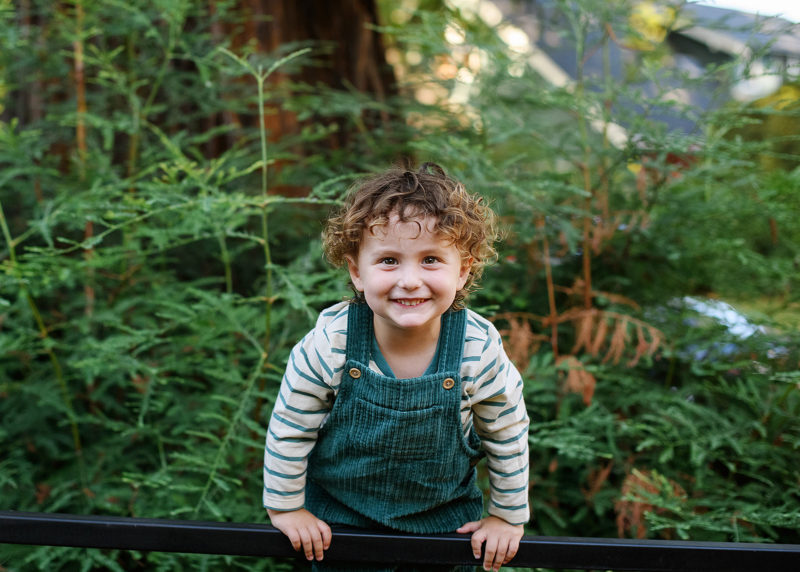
[264,306,350,560]
[466,315,531,526]
[457,516,523,572]
[471,364,530,522]
[263,354,331,512]
[264,309,344,513]
[459,317,530,571]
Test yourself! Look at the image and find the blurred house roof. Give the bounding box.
[494,0,800,138]
[679,3,800,59]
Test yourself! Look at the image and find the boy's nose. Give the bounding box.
[397,266,422,289]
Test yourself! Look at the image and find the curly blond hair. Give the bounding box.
[323,163,498,309]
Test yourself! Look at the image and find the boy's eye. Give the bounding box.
[379,257,398,265]
[422,256,439,264]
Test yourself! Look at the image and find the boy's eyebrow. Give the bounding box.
[369,242,451,253]
[366,244,402,253]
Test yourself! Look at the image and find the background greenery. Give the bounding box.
[1,0,799,570]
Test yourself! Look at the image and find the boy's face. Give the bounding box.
[346,213,471,338]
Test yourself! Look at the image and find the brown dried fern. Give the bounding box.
[604,315,630,365]
[615,468,687,539]
[561,308,663,367]
[557,278,642,311]
[557,355,597,406]
[588,313,609,357]
[491,312,549,372]
[492,307,664,371]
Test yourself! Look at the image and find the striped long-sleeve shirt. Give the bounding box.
[263,301,530,526]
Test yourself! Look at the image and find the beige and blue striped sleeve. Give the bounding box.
[462,310,531,526]
[263,302,348,512]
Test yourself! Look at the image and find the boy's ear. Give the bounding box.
[457,257,473,290]
[346,255,365,292]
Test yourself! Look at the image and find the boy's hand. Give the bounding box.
[456,516,523,571]
[267,508,332,561]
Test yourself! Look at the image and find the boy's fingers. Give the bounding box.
[504,537,520,563]
[313,528,327,561]
[299,527,325,561]
[309,523,331,561]
[313,532,326,561]
[268,511,330,562]
[285,529,302,552]
[470,529,486,559]
[297,528,313,560]
[318,520,333,549]
[457,520,480,534]
[491,541,508,571]
[482,537,499,571]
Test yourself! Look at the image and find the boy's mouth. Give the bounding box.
[394,298,427,307]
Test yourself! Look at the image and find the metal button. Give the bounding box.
[349,367,362,379]
[442,377,455,390]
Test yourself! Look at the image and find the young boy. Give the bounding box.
[263,164,529,572]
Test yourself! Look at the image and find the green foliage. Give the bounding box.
[1,2,356,569]
[2,0,800,570]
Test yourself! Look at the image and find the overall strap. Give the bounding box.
[438,308,467,373]
[345,301,373,364]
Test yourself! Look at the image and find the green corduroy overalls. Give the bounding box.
[306,301,484,571]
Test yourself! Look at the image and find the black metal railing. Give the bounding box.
[1,511,799,570]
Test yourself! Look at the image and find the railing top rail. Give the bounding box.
[2,511,799,571]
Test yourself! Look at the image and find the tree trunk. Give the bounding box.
[216,0,397,193]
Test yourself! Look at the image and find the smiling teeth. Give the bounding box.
[397,299,425,306]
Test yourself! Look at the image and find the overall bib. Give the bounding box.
[306,302,484,570]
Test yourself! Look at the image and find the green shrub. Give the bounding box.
[2,1,799,570]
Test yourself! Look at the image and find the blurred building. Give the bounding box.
[491,0,800,137]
